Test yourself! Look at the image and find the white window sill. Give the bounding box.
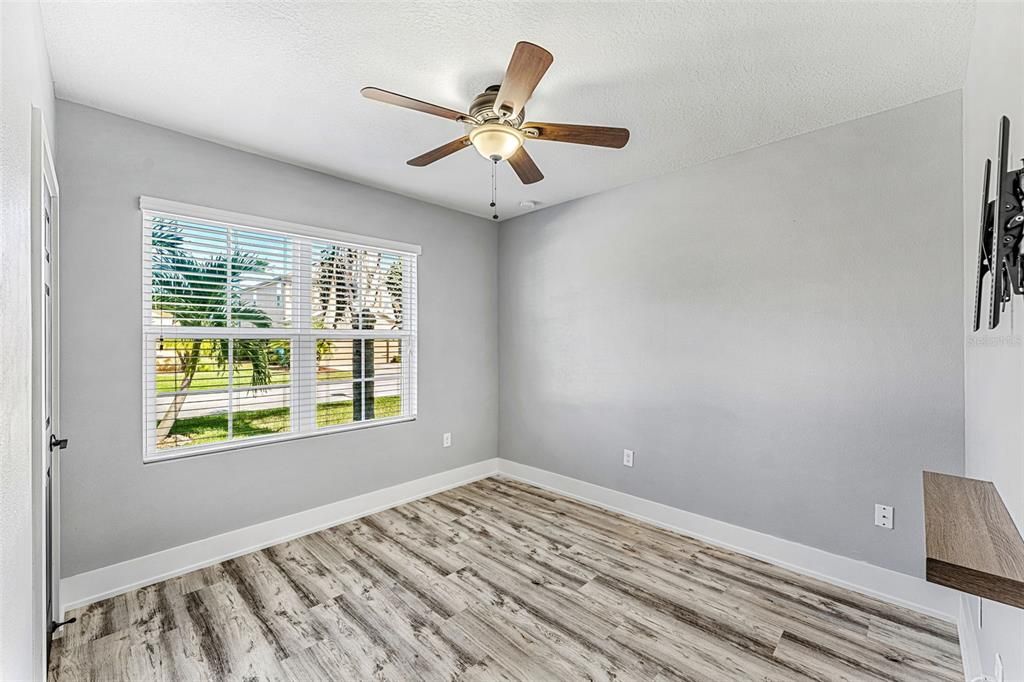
[143,415,417,464]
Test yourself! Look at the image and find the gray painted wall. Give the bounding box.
[0,2,56,677]
[498,92,964,577]
[56,101,498,576]
[961,2,1024,678]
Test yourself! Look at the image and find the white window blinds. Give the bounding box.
[142,199,418,462]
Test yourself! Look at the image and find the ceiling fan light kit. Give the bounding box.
[468,123,524,161]
[361,40,630,217]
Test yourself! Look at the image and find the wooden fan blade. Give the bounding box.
[524,122,630,149]
[493,42,553,119]
[361,87,468,121]
[508,147,543,184]
[407,137,471,166]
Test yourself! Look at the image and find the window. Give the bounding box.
[141,198,418,462]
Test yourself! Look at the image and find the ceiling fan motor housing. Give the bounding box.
[469,85,525,127]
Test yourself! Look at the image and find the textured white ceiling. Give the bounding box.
[40,1,975,221]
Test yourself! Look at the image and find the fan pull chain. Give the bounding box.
[490,159,498,220]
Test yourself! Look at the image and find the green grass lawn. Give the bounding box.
[317,369,354,382]
[156,364,352,392]
[162,395,401,448]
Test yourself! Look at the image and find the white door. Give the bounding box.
[43,181,65,638]
[32,108,64,669]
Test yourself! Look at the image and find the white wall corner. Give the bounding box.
[958,594,985,682]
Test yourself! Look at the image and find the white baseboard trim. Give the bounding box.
[60,458,499,612]
[61,455,963,642]
[496,459,962,623]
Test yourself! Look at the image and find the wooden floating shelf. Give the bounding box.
[923,471,1024,609]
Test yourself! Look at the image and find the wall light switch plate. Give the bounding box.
[443,432,451,448]
[874,504,894,530]
[623,449,634,467]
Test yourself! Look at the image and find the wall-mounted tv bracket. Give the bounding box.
[974,116,1024,331]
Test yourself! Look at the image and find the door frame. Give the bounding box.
[30,105,60,675]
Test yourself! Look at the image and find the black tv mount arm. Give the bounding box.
[974,116,1024,331]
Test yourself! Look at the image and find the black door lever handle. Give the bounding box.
[49,434,68,451]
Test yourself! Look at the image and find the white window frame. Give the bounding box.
[140,196,419,463]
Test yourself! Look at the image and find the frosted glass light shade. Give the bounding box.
[469,124,524,161]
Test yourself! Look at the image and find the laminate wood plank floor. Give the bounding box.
[50,477,962,681]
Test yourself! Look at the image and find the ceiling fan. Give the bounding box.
[361,41,630,186]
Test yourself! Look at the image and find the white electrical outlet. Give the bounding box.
[623,449,634,467]
[443,432,451,448]
[874,504,894,530]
